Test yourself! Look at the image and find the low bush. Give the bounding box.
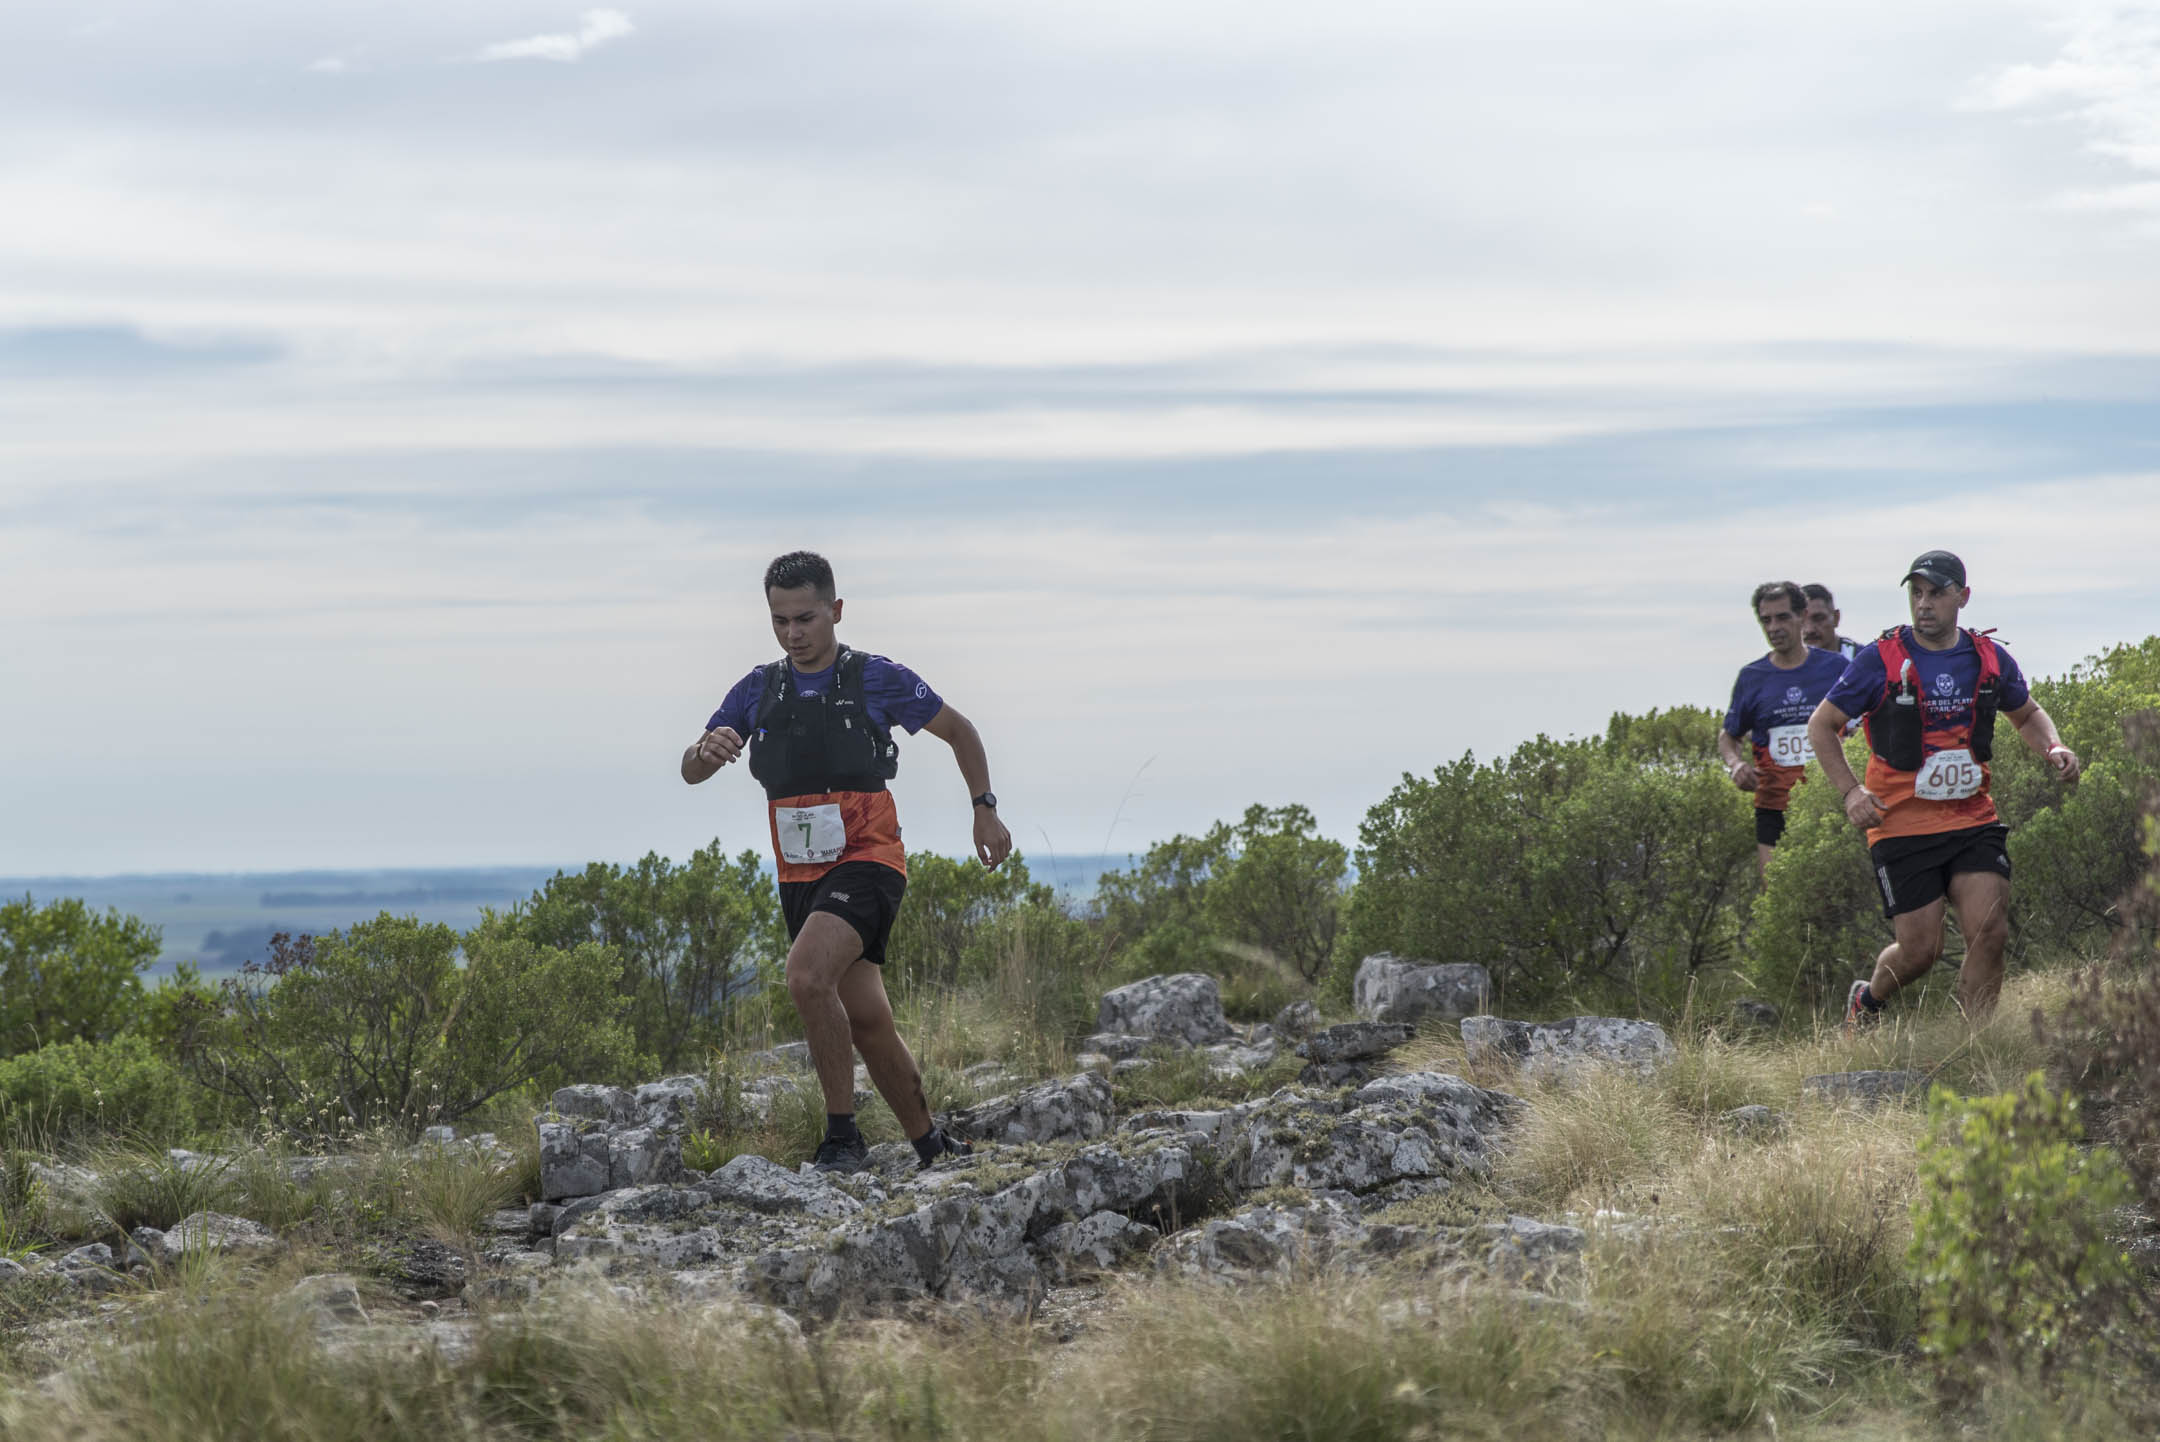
[1909,1073,2141,1387]
[0,1034,199,1147]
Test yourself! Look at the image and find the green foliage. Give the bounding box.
[175,916,633,1140]
[0,1034,199,1147]
[1098,804,1345,997]
[89,1146,239,1234]
[0,894,161,1057]
[1338,711,1754,1015]
[1909,1073,2138,1383]
[495,842,783,1073]
[884,852,1050,991]
[2046,960,2160,1216]
[1746,731,1889,1015]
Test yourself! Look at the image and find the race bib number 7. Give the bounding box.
[1766,724,1813,768]
[1914,749,1983,802]
[776,804,848,865]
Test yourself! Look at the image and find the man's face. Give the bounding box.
[1907,578,1966,642]
[1757,595,1801,653]
[768,585,841,664]
[1802,598,1840,649]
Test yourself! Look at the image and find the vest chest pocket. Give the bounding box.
[1913,749,1983,801]
[1766,724,1813,768]
[776,803,848,865]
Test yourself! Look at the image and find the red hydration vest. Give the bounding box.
[1863,626,2001,773]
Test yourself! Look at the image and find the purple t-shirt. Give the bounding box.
[1821,628,2030,727]
[1722,647,1850,748]
[705,653,945,739]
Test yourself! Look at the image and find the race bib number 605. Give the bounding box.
[1914,749,1983,802]
[776,803,848,865]
[1766,724,1813,768]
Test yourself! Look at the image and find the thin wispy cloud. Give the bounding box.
[478,8,634,64]
[1975,5,2160,210]
[306,56,351,74]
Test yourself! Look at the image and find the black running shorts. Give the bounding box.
[780,860,909,966]
[1754,806,1787,847]
[1868,823,2011,920]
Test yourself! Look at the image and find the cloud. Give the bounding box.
[306,56,351,75]
[478,8,634,64]
[1974,6,2160,208]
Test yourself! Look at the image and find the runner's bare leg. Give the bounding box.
[1869,896,1947,1004]
[837,960,933,1139]
[786,912,868,1115]
[1947,869,2012,1021]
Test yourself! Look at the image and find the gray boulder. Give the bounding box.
[633,1075,710,1128]
[607,1126,685,1190]
[949,1071,1115,1146]
[538,1121,613,1201]
[1272,999,1319,1040]
[1802,1071,1927,1108]
[1096,974,1234,1046]
[159,1212,279,1261]
[0,1257,28,1285]
[1036,1211,1161,1282]
[1353,954,1491,1025]
[1483,1215,1586,1281]
[550,1084,637,1126]
[1156,1197,1409,1280]
[1460,1016,1674,1075]
[701,1155,863,1220]
[1202,1038,1280,1075]
[1232,1070,1519,1194]
[286,1272,369,1325]
[1296,1021,1415,1064]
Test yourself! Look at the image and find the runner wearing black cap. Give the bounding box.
[1801,583,1861,661]
[1718,581,1850,877]
[1805,550,2079,1025]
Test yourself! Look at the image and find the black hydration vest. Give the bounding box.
[1863,626,2001,773]
[745,648,900,800]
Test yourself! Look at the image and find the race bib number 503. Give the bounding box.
[1914,749,1983,802]
[776,804,848,865]
[1766,724,1814,768]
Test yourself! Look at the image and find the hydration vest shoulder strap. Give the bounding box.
[1969,629,2001,689]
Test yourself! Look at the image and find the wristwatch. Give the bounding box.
[971,792,998,810]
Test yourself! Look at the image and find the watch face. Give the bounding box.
[975,792,997,809]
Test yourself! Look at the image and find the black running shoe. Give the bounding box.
[811,1133,870,1174]
[917,1129,973,1172]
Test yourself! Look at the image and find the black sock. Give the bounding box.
[1859,987,1884,1013]
[911,1127,945,1166]
[825,1113,860,1143]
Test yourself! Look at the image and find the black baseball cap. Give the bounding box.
[1902,550,1966,589]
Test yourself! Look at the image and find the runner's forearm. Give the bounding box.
[2012,705,2065,757]
[943,713,994,798]
[682,746,719,783]
[1716,731,1748,772]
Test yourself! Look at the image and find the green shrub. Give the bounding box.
[1909,1073,2139,1384]
[0,1034,198,1146]
[175,916,633,1140]
[0,894,162,1057]
[885,852,1052,991]
[1337,714,1753,1016]
[493,842,783,1072]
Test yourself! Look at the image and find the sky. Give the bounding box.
[5,0,2159,875]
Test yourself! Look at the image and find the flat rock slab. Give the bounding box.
[701,1155,863,1220]
[948,1072,1115,1146]
[159,1212,280,1262]
[1232,1070,1521,1195]
[1297,1021,1415,1064]
[1802,1071,1928,1107]
[1096,974,1234,1046]
[1353,954,1492,1025]
[1461,1016,1674,1075]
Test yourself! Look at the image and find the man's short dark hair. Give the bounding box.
[765,551,835,600]
[1801,583,1836,606]
[1751,581,1806,616]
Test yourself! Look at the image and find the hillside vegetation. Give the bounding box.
[1,635,2157,1439]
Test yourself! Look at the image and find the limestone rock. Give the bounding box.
[1096,974,1234,1046]
[607,1126,685,1190]
[1156,1197,1399,1280]
[1080,1032,1183,1062]
[158,1213,279,1261]
[1353,954,1491,1025]
[1232,1071,1519,1194]
[1272,999,1319,1040]
[1483,1216,1586,1281]
[0,1257,28,1285]
[538,1121,612,1201]
[701,1155,863,1220]
[1202,1038,1280,1074]
[1802,1071,1926,1108]
[551,1084,637,1126]
[1036,1210,1160,1282]
[286,1272,369,1324]
[1460,1016,1674,1075]
[633,1075,710,1129]
[1296,1021,1415,1065]
[949,1072,1115,1146]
